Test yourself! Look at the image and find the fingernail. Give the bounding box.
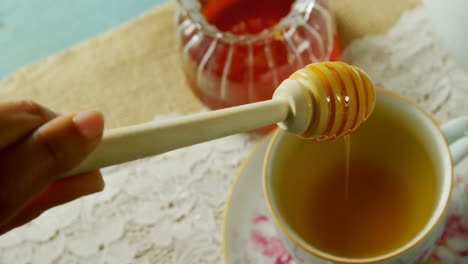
[73,111,104,140]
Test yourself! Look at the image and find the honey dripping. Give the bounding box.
[284,62,376,199]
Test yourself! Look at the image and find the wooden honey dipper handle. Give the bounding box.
[67,62,375,176]
[67,99,291,176]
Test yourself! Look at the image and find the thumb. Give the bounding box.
[27,111,105,179]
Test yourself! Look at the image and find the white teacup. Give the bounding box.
[263,89,468,263]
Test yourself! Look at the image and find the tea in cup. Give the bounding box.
[263,89,468,263]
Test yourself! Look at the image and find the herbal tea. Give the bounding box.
[272,109,438,259]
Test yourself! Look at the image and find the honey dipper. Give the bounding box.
[68,62,375,176]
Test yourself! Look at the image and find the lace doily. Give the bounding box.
[0,127,259,263]
[342,7,468,122]
[0,6,467,264]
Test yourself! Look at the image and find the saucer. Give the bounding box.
[222,133,468,264]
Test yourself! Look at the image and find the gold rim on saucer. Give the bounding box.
[222,133,273,264]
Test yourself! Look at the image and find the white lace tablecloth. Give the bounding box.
[0,6,468,264]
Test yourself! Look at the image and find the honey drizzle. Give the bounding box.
[286,62,376,209]
[324,63,349,137]
[310,67,335,139]
[342,65,362,130]
[359,70,376,119]
[288,62,375,140]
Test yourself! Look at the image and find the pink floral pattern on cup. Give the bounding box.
[248,175,468,264]
[250,214,294,264]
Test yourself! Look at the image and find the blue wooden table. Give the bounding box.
[0,0,166,79]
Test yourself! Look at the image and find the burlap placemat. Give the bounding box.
[0,0,420,129]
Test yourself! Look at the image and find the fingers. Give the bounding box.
[0,171,104,235]
[15,111,103,176]
[0,101,57,150]
[0,111,104,220]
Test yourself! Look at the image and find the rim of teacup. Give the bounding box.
[262,88,453,263]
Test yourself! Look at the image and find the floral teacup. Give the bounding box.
[263,89,468,263]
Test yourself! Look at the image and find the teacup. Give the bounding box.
[263,89,468,263]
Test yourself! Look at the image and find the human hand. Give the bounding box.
[0,101,105,235]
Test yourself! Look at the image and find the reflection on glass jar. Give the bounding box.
[176,0,340,110]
